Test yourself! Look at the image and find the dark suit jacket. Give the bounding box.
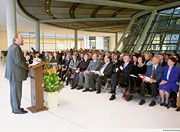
[102,63,114,78]
[159,61,167,67]
[120,62,134,74]
[78,59,90,72]
[63,59,71,69]
[144,64,163,83]
[5,43,28,81]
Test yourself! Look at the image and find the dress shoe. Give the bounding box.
[13,110,27,114]
[96,91,101,94]
[89,88,96,92]
[109,95,116,100]
[71,86,76,89]
[82,88,89,92]
[139,99,145,105]
[76,85,83,90]
[149,100,156,106]
[126,95,132,101]
[160,102,164,106]
[65,81,69,86]
[20,108,28,113]
[109,90,114,93]
[164,103,169,107]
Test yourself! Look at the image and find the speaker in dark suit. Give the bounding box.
[5,33,28,114]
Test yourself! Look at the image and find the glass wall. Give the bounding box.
[21,33,108,52]
[122,14,150,52]
[121,6,180,53]
[140,7,180,53]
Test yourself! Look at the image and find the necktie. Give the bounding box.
[152,67,156,79]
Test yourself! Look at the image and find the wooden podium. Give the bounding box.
[27,62,48,113]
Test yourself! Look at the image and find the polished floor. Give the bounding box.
[0,59,180,131]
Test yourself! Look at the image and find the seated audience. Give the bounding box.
[139,56,163,106]
[158,53,167,67]
[80,53,102,92]
[172,55,180,70]
[60,52,71,81]
[132,54,138,66]
[144,52,152,66]
[109,54,134,100]
[129,55,147,94]
[33,53,42,63]
[89,55,114,94]
[71,53,90,89]
[159,56,179,107]
[112,53,122,68]
[64,53,80,85]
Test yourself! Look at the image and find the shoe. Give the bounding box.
[66,81,69,86]
[126,95,132,101]
[21,108,28,113]
[13,110,27,114]
[76,85,83,90]
[149,101,156,106]
[89,88,96,92]
[109,95,116,100]
[109,90,114,93]
[160,102,164,106]
[82,88,89,92]
[96,91,101,94]
[71,86,76,89]
[164,103,169,107]
[139,99,145,105]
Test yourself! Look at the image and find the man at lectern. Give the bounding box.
[5,33,29,114]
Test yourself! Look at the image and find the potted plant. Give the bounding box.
[42,68,64,109]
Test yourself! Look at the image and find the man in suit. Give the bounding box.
[158,53,167,67]
[60,52,71,81]
[5,33,29,114]
[139,56,163,106]
[77,53,102,92]
[109,54,134,100]
[89,55,114,94]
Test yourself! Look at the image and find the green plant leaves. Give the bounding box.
[43,67,64,92]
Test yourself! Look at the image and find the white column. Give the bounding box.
[134,10,157,52]
[74,29,78,49]
[35,21,40,51]
[6,0,17,47]
[113,18,134,51]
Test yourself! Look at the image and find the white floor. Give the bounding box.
[0,59,180,131]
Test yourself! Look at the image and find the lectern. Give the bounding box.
[27,62,48,113]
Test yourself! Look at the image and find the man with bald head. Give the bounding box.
[5,33,29,114]
[139,56,163,106]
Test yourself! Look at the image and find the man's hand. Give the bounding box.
[116,68,119,72]
[99,73,103,76]
[120,66,123,70]
[62,68,66,71]
[84,70,89,75]
[75,69,80,73]
[149,79,156,83]
[28,65,32,70]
